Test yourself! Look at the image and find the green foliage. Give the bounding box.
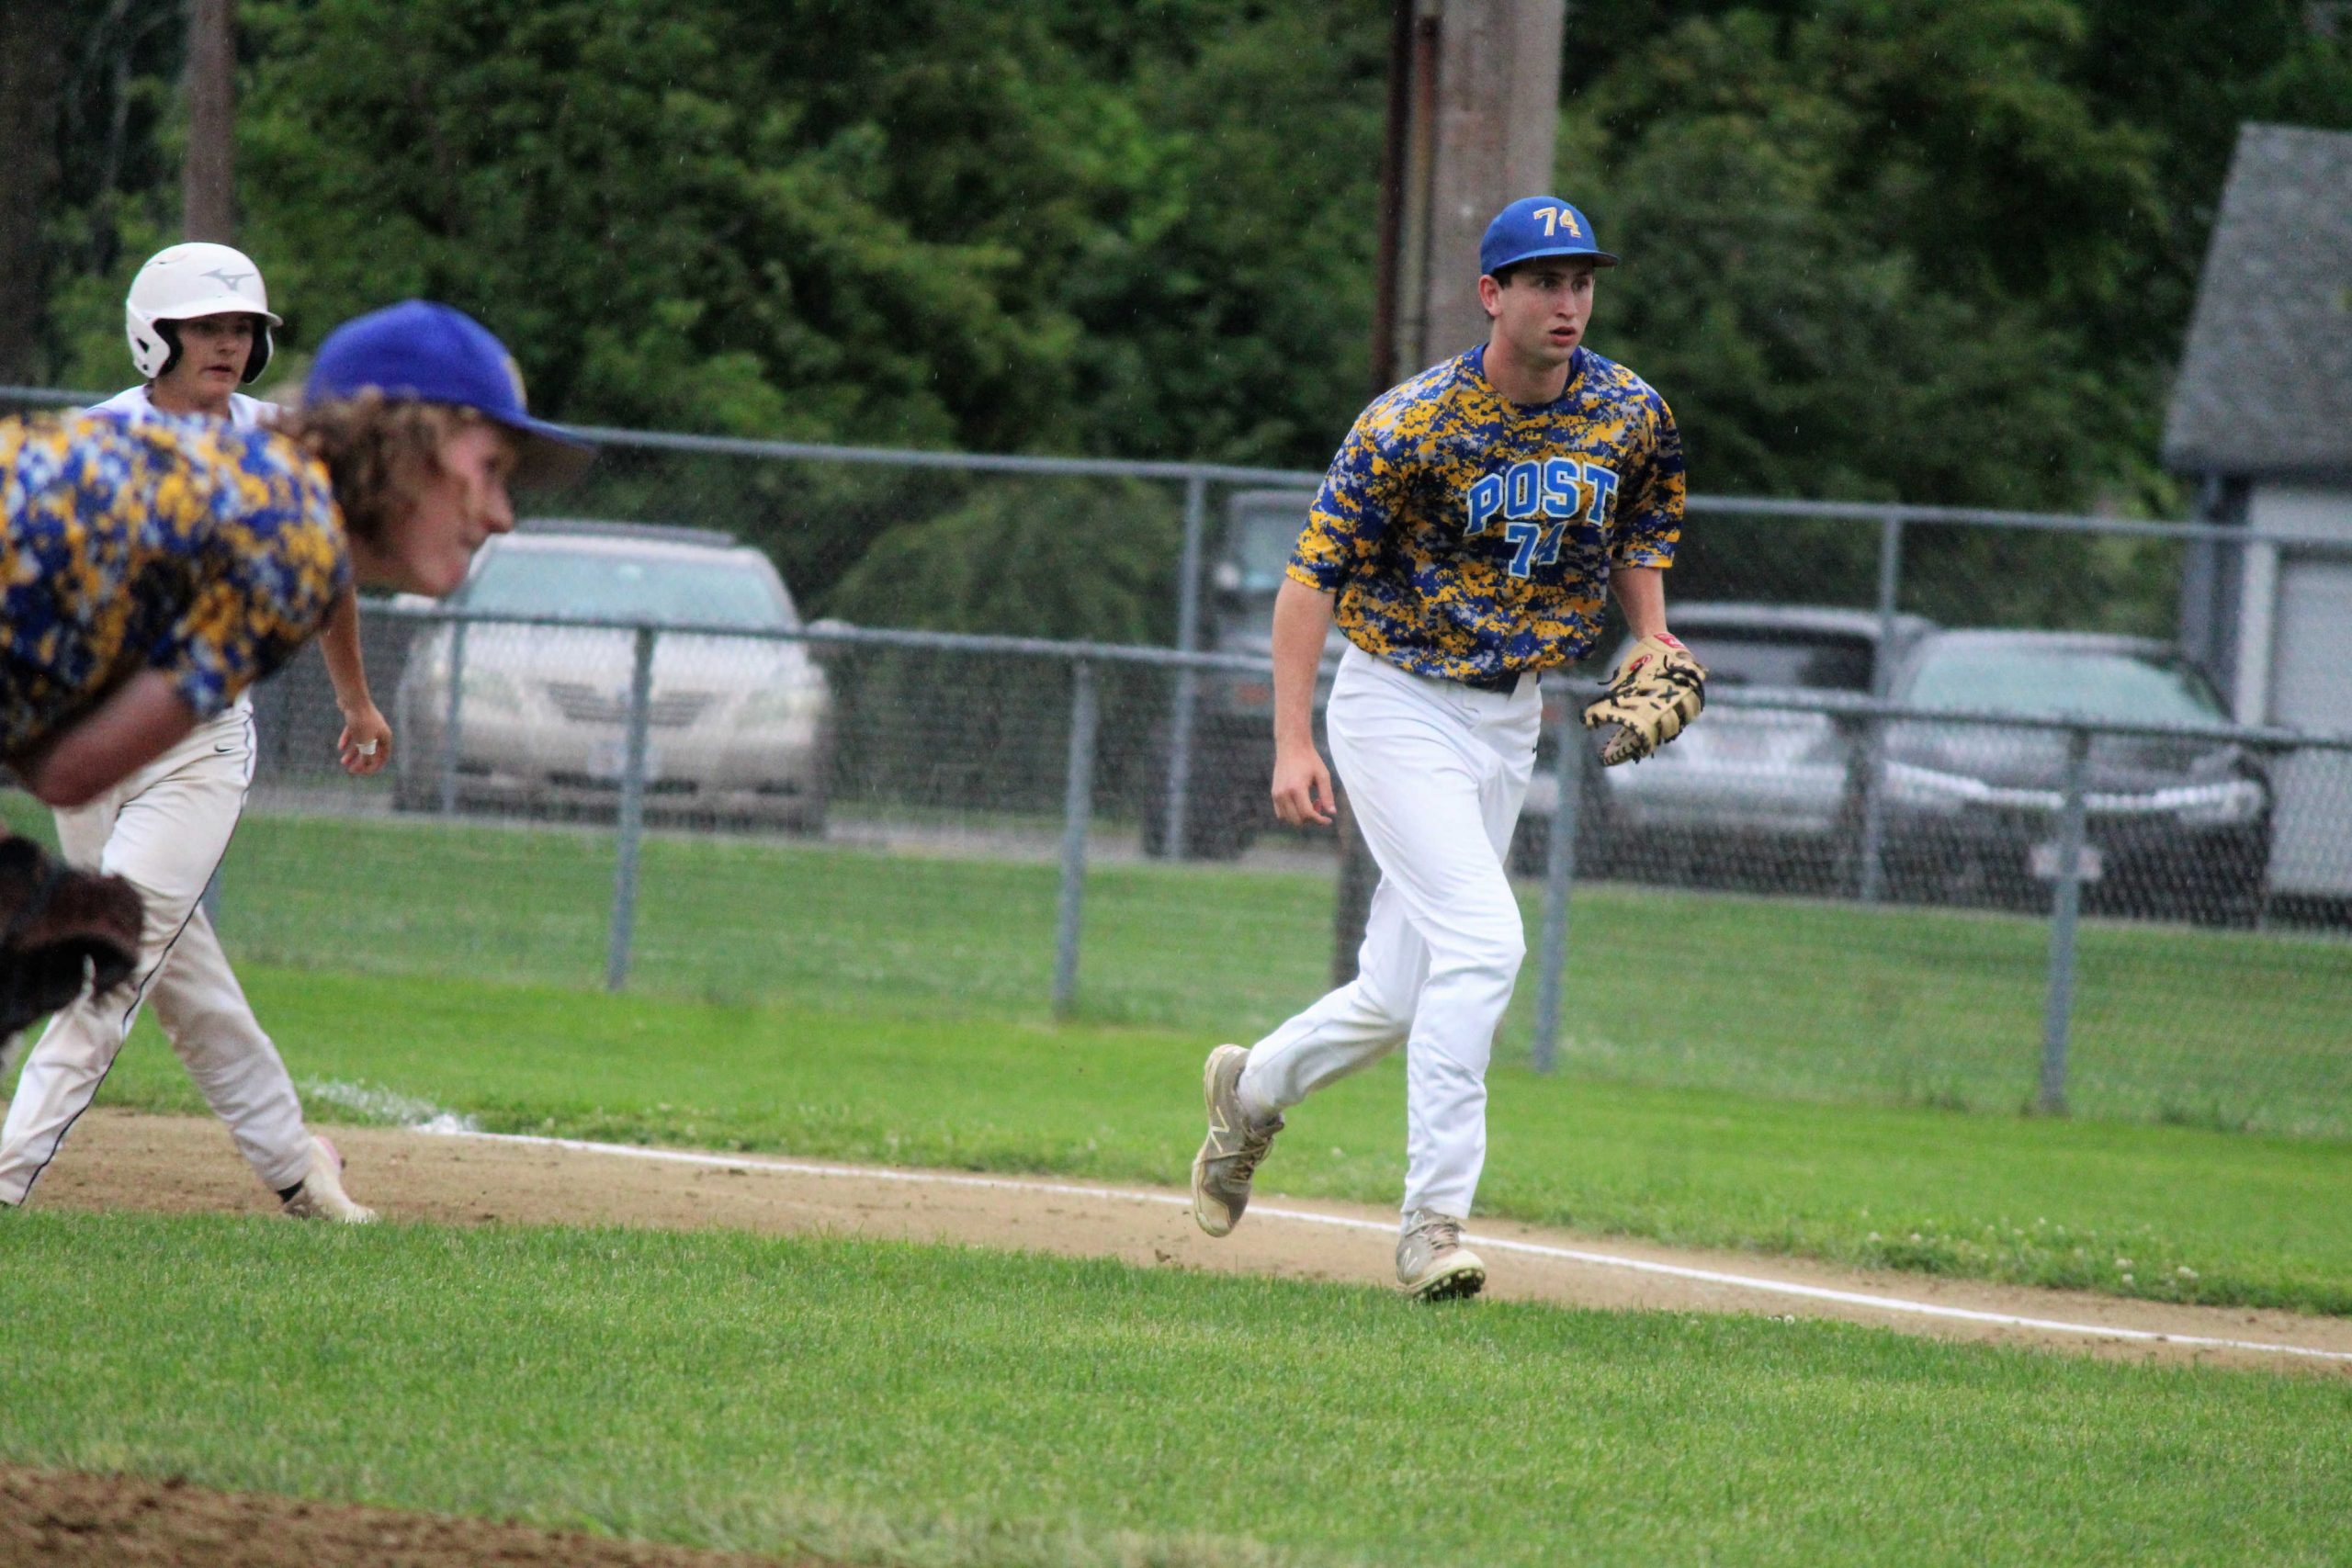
[1560,1,2230,622]
[32,0,1393,626]
[26,0,2352,626]
[37,0,201,389]
[824,477,1181,639]
[1577,17,2114,506]
[228,1,1065,446]
[1055,3,1389,464]
[34,0,1385,472]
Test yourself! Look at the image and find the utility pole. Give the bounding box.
[1334,0,1566,982]
[184,0,237,242]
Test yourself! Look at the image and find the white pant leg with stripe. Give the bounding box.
[1238,644,1540,1218]
[0,700,311,1204]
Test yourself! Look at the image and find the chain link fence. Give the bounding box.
[5,387,2348,1140]
[202,595,2352,1141]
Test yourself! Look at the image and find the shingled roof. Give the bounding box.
[2164,123,2352,482]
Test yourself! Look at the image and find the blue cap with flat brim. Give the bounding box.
[1479,197,1620,276]
[305,299,594,490]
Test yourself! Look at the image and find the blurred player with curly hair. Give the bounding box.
[0,295,588,1221]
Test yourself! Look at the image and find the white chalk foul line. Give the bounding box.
[417,1126,2352,1365]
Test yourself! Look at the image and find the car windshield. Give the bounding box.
[1677,630,1875,692]
[463,546,792,630]
[1905,645,2224,724]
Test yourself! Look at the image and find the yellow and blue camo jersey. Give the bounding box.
[1288,344,1683,682]
[1,412,347,756]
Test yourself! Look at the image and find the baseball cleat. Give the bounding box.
[282,1134,378,1224]
[1191,1043,1283,1237]
[1396,1208,1485,1301]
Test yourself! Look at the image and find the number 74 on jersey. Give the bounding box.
[1462,457,1621,578]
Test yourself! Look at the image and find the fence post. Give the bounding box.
[437,616,469,815]
[1163,473,1210,859]
[2039,726,2092,1114]
[1053,660,1101,1019]
[1855,512,1905,902]
[605,624,658,993]
[1530,709,1587,1074]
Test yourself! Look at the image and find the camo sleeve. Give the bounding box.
[1287,412,1403,592]
[1610,391,1685,570]
[0,414,345,755]
[153,424,348,721]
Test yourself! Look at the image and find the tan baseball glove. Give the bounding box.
[1582,633,1707,766]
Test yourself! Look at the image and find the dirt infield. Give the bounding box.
[28,1109,2352,1374]
[0,1465,813,1568]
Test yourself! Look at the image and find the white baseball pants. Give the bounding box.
[1238,644,1540,1218]
[0,700,311,1204]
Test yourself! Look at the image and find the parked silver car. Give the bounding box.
[1879,630,2270,924]
[1514,604,1933,883]
[392,522,832,830]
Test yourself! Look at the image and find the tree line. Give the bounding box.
[6,0,2346,639]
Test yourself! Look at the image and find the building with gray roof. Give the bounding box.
[2167,123,2352,903]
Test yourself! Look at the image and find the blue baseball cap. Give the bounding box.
[306,299,593,488]
[1479,197,1620,276]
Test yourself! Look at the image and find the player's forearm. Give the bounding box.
[317,585,377,714]
[1269,578,1336,750]
[1612,566,1668,641]
[11,672,198,807]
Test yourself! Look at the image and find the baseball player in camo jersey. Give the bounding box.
[0,282,584,1222]
[87,245,395,775]
[1191,197,1706,1299]
[0,244,390,1220]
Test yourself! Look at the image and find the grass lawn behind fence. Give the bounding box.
[2,1213,2348,1568]
[71,964,2352,1315]
[148,809,2352,1138]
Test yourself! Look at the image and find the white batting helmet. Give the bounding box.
[125,243,283,382]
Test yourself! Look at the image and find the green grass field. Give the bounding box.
[8,802,2351,1565]
[9,798,2346,1136]
[4,799,2344,1313]
[3,1213,2347,1568]
[107,807,2352,1140]
[79,962,2352,1315]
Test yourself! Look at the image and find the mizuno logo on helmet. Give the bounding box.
[201,268,255,292]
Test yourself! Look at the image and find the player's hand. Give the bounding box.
[337,703,392,776]
[1271,739,1336,828]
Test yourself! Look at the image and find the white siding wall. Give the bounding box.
[2244,483,2352,897]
